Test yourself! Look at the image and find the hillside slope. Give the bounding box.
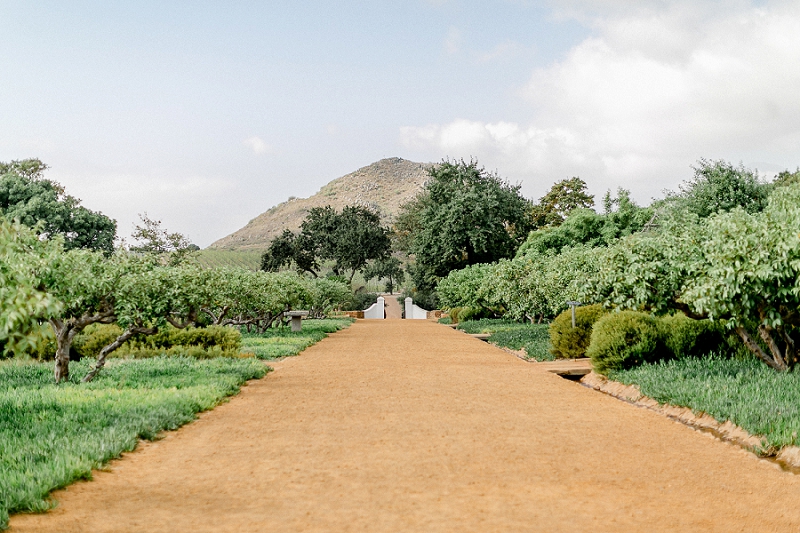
[209,157,432,251]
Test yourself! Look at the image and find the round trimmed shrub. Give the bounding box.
[657,313,725,358]
[549,304,607,359]
[587,311,666,374]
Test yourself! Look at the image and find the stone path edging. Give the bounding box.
[580,371,800,473]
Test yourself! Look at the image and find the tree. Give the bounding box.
[130,213,195,266]
[515,189,652,258]
[0,218,63,358]
[662,159,768,218]
[681,184,800,370]
[395,159,532,292]
[530,177,594,228]
[0,159,117,254]
[261,205,391,283]
[362,256,405,294]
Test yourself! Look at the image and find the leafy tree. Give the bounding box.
[261,205,391,282]
[772,168,800,189]
[681,184,800,370]
[395,159,532,292]
[200,268,311,332]
[586,213,708,318]
[362,256,405,294]
[306,277,352,317]
[530,177,594,228]
[0,159,117,254]
[516,189,652,258]
[0,218,63,358]
[130,213,195,266]
[662,159,768,218]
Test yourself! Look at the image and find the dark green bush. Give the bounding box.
[549,304,607,359]
[342,291,379,311]
[658,313,726,358]
[587,311,667,374]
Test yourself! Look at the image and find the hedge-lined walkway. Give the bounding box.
[11,320,800,532]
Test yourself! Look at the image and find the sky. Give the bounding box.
[2,0,799,247]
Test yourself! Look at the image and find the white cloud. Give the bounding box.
[243,136,270,155]
[402,1,800,202]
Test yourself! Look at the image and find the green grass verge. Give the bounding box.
[454,319,553,361]
[0,356,267,528]
[612,355,800,451]
[239,318,353,360]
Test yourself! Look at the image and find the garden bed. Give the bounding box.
[581,355,800,471]
[0,357,267,527]
[448,319,552,361]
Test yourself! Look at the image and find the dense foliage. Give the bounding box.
[1,218,352,382]
[396,159,532,292]
[549,304,607,359]
[0,159,117,254]
[436,159,800,372]
[261,205,391,282]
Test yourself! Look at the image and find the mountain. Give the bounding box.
[209,157,433,251]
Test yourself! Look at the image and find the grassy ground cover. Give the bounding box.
[0,356,267,528]
[240,318,353,360]
[612,355,800,450]
[451,319,553,361]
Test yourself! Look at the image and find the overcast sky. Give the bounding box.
[2,0,799,247]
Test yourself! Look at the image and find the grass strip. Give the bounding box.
[0,356,267,529]
[612,355,800,450]
[453,319,553,361]
[239,318,353,360]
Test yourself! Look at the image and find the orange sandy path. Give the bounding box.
[11,320,800,532]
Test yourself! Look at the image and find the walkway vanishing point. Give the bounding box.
[11,320,800,532]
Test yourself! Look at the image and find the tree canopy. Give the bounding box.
[0,159,117,254]
[395,159,532,292]
[530,177,594,228]
[261,205,392,282]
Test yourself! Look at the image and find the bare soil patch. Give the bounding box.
[11,320,800,532]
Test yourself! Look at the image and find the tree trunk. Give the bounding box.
[736,326,788,371]
[759,325,788,370]
[82,326,157,383]
[50,319,75,383]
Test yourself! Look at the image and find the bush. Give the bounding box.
[549,304,607,359]
[587,311,667,374]
[657,313,726,358]
[72,324,242,359]
[342,291,379,312]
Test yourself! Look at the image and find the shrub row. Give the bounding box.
[547,306,729,374]
[70,324,243,360]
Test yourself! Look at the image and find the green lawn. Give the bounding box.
[612,355,800,451]
[0,356,267,528]
[239,318,353,360]
[451,318,553,361]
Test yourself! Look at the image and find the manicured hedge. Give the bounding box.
[549,304,607,359]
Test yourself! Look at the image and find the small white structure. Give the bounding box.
[364,296,385,319]
[404,297,428,320]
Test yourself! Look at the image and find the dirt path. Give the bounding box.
[11,320,800,532]
[382,294,402,319]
